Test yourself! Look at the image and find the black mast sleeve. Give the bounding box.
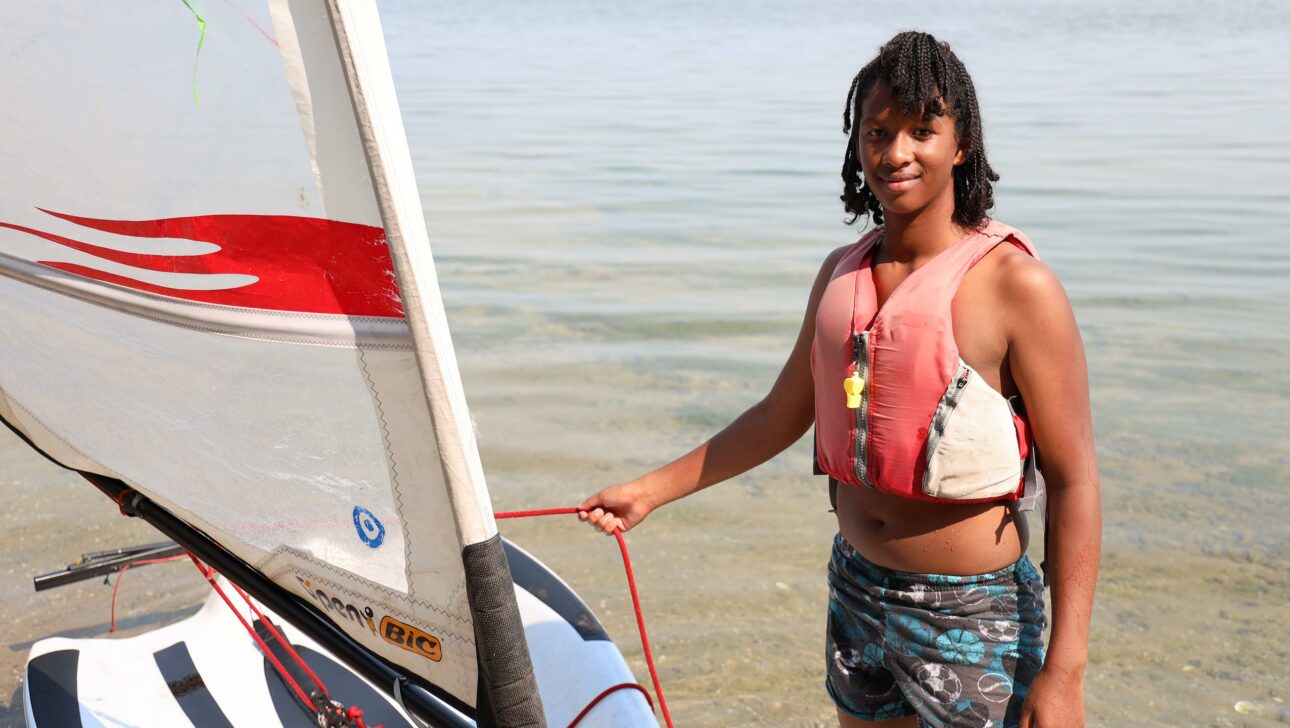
[462,535,546,728]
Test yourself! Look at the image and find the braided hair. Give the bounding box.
[840,31,998,228]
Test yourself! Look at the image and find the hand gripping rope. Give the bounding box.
[494,507,674,728]
[107,505,673,727]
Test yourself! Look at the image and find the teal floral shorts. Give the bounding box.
[825,533,1046,727]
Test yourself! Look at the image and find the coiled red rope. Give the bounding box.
[494,506,674,728]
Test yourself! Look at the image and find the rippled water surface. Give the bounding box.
[379,1,1290,724]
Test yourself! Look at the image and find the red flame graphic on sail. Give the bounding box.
[0,209,403,317]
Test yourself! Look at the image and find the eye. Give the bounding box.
[864,128,886,138]
[914,128,935,138]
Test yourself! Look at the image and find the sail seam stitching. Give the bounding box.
[0,251,401,323]
[356,347,415,599]
[257,549,473,628]
[271,565,474,645]
[0,391,108,474]
[0,255,413,350]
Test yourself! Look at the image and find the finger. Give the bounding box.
[577,494,600,512]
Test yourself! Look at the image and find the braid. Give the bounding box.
[839,31,999,229]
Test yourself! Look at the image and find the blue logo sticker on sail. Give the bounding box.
[352,506,385,549]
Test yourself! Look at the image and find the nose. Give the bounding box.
[883,131,915,168]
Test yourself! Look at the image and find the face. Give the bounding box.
[856,82,965,220]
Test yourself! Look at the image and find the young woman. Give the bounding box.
[578,31,1099,728]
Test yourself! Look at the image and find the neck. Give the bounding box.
[880,200,970,263]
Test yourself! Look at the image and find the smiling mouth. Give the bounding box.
[879,175,921,191]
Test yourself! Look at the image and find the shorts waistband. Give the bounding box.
[831,532,1038,589]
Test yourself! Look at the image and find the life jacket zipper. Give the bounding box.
[921,362,972,491]
[852,330,877,489]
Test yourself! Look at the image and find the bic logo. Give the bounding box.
[380,616,442,662]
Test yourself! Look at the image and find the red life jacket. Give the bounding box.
[812,220,1044,509]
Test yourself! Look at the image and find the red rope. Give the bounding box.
[567,683,653,727]
[188,556,317,711]
[495,507,580,519]
[102,506,375,725]
[495,507,674,728]
[189,558,373,728]
[107,555,188,633]
[115,488,137,518]
[610,528,673,727]
[104,502,663,727]
[228,580,330,701]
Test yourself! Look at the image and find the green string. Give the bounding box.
[181,0,207,106]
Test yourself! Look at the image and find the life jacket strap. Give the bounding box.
[1017,444,1050,587]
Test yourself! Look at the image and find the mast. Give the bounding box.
[322,2,544,723]
[0,1,545,723]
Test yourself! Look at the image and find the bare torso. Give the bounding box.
[835,241,1032,575]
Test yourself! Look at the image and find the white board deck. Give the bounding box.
[25,553,657,727]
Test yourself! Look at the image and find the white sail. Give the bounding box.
[0,1,538,716]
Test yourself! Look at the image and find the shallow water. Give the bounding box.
[386,1,1290,724]
[3,1,1289,725]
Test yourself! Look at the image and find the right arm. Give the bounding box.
[578,245,850,534]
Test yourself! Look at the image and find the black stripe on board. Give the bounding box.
[25,649,82,728]
[153,641,234,728]
[503,538,609,642]
[256,619,413,728]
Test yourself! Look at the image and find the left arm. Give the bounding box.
[1003,255,1102,727]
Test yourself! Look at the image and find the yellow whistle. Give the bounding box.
[844,371,866,409]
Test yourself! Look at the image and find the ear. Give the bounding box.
[953,145,968,167]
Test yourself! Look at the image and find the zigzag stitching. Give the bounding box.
[356,347,415,600]
[269,564,475,646]
[1,392,107,472]
[255,547,473,628]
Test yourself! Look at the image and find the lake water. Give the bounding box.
[3,1,1288,725]
[384,1,1290,724]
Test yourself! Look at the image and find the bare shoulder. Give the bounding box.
[984,241,1078,344]
[1007,247,1068,300]
[974,238,1065,300]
